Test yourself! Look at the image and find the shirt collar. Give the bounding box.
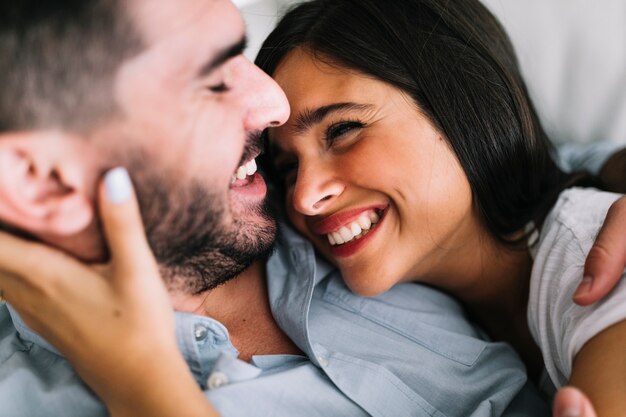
[265,223,334,357]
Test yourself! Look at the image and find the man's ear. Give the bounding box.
[0,131,95,237]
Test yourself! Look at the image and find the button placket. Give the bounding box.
[194,324,208,342]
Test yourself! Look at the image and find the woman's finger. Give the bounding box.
[99,167,158,280]
[0,232,85,305]
[575,197,626,305]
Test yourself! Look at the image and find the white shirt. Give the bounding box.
[528,187,626,391]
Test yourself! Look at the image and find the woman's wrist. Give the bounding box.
[104,345,220,417]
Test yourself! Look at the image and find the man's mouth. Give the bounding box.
[230,158,258,186]
[325,209,382,246]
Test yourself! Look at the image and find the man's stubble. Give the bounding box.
[123,148,277,295]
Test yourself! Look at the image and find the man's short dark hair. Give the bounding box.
[0,0,145,134]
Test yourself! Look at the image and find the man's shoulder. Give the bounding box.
[313,275,488,359]
[0,304,106,417]
[307,275,542,416]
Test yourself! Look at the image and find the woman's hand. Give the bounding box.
[0,168,218,417]
[575,196,626,305]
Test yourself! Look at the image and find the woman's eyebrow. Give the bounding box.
[294,102,373,135]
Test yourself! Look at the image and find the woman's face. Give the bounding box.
[269,49,485,296]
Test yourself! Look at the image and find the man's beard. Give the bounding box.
[127,156,277,295]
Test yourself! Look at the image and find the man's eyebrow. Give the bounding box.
[197,36,247,78]
[294,102,373,134]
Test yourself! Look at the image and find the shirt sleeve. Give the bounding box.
[528,188,626,388]
[554,142,623,175]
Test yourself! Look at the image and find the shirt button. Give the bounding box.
[318,357,329,367]
[194,324,208,341]
[207,371,229,390]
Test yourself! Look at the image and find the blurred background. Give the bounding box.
[233,0,626,146]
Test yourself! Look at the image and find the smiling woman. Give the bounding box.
[256,0,626,413]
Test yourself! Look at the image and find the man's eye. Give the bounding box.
[208,82,230,93]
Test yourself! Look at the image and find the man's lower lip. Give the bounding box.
[327,209,386,258]
[229,172,267,199]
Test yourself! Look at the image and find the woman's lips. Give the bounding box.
[311,204,389,235]
[327,206,388,258]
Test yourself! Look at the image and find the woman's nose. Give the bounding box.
[291,163,345,215]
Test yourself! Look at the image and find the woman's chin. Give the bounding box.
[343,274,394,297]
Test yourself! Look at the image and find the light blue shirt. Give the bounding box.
[0,225,547,417]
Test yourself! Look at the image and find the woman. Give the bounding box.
[0,2,620,415]
[255,0,626,412]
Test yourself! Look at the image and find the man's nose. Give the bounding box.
[243,60,290,131]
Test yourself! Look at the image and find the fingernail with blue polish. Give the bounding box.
[105,167,133,204]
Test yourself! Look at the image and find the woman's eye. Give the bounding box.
[208,82,230,93]
[325,121,364,144]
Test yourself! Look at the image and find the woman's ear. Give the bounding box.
[0,131,95,238]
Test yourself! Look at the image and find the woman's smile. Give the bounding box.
[313,205,388,257]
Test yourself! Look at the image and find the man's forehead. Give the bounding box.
[113,0,245,119]
[127,0,244,45]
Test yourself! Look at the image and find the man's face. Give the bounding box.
[100,0,289,293]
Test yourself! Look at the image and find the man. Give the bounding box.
[0,0,618,416]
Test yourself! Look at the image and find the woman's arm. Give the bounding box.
[569,319,626,416]
[0,168,219,417]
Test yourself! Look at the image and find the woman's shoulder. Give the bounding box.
[540,187,621,253]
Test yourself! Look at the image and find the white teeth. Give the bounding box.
[246,159,257,176]
[232,158,257,183]
[357,215,371,230]
[332,231,344,245]
[339,226,353,242]
[325,210,382,246]
[236,166,247,180]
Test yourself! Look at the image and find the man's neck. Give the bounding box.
[170,260,303,361]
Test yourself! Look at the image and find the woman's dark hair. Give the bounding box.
[256,0,594,246]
